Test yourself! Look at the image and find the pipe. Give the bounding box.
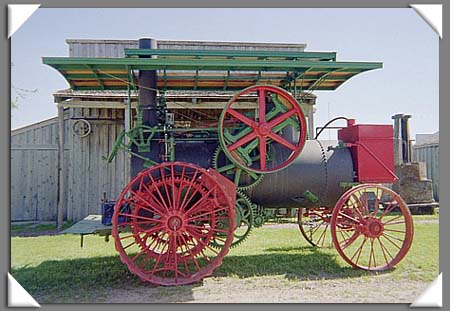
[314,116,349,139]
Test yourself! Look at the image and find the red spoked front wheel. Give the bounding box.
[219,85,307,173]
[330,184,414,271]
[112,162,236,286]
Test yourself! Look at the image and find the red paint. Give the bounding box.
[221,85,307,173]
[111,162,236,286]
[330,184,414,271]
[338,124,397,183]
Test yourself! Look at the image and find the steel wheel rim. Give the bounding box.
[298,207,333,248]
[112,162,235,286]
[218,85,307,174]
[330,184,414,271]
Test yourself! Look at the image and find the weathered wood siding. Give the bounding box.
[66,39,306,58]
[11,116,70,221]
[413,143,439,201]
[11,108,130,221]
[66,108,129,221]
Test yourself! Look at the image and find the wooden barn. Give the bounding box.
[11,39,317,222]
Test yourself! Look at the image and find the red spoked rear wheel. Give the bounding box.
[219,85,307,173]
[330,184,414,271]
[112,162,236,286]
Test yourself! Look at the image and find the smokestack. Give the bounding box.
[130,38,159,177]
[138,38,158,126]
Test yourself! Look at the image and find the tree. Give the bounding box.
[11,85,37,109]
[11,62,38,109]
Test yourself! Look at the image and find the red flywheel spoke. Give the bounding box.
[219,85,307,173]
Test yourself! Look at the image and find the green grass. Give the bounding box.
[11,221,75,234]
[11,216,438,303]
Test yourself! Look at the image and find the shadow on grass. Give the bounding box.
[12,249,390,302]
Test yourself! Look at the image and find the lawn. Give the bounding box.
[10,215,439,303]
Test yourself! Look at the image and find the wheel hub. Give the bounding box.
[364,218,384,238]
[167,215,184,232]
[256,122,271,136]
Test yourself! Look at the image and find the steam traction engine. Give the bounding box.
[44,39,414,286]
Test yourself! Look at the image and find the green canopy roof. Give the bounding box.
[43,48,382,92]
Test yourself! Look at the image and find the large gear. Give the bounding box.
[212,145,265,191]
[210,190,255,249]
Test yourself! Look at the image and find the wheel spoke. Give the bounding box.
[179,234,202,272]
[383,214,404,225]
[146,173,170,212]
[268,132,297,151]
[368,238,376,269]
[340,231,361,250]
[377,237,393,266]
[379,203,398,220]
[259,136,267,170]
[179,170,201,211]
[141,224,165,235]
[384,221,406,226]
[353,236,368,266]
[159,167,173,210]
[338,211,362,224]
[186,192,216,216]
[384,228,406,234]
[268,109,297,128]
[228,131,258,152]
[349,194,366,220]
[380,233,402,249]
[372,188,381,216]
[188,224,229,234]
[118,212,160,223]
[258,89,266,123]
[124,196,165,216]
[317,224,329,247]
[227,108,255,127]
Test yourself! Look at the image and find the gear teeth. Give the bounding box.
[238,173,265,191]
[209,189,255,249]
[252,204,266,228]
[212,145,265,191]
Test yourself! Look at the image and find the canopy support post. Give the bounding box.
[57,104,66,231]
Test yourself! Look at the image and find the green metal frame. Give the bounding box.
[43,48,382,92]
[123,48,338,61]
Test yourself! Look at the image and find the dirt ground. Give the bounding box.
[101,274,429,303]
[100,220,436,304]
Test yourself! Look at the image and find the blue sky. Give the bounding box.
[11,8,439,139]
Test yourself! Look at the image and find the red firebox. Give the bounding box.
[338,120,397,183]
